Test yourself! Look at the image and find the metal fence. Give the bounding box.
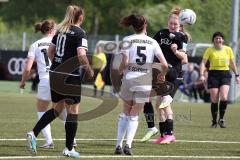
[0,32,240,101]
[0,32,122,53]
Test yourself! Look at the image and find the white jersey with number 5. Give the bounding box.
[27,37,52,80]
[120,34,164,103]
[121,34,163,81]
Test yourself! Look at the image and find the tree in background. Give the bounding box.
[0,0,234,42]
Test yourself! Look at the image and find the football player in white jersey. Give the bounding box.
[20,19,56,149]
[114,14,168,155]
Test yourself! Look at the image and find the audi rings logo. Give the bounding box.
[8,57,26,75]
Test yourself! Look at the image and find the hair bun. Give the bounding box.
[120,14,146,33]
[171,7,181,15]
[35,22,42,33]
[121,14,137,27]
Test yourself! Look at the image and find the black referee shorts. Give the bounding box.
[208,70,232,89]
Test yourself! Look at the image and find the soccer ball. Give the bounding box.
[179,9,196,25]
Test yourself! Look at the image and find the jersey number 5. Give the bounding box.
[136,46,146,65]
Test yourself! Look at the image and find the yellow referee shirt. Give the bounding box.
[203,45,234,70]
[92,52,107,71]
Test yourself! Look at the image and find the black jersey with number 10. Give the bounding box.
[50,25,88,71]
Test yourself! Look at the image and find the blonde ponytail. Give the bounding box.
[58,5,84,33]
[169,6,182,20]
[171,7,181,16]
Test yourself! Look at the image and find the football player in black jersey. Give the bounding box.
[141,7,189,144]
[26,5,93,158]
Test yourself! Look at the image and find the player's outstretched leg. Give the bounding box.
[26,131,37,154]
[141,102,158,142]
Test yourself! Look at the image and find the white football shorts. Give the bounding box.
[120,79,151,103]
[37,78,51,101]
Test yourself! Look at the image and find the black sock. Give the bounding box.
[101,86,105,96]
[65,114,78,151]
[33,108,58,137]
[211,103,218,123]
[159,122,166,137]
[165,119,173,135]
[219,101,227,120]
[143,102,155,128]
[193,88,198,101]
[94,85,97,96]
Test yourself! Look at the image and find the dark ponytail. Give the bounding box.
[120,14,146,33]
[34,19,55,34]
[35,22,42,33]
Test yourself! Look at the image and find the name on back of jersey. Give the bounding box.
[128,64,148,73]
[38,42,51,47]
[130,39,153,45]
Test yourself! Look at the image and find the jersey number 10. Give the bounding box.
[56,34,67,57]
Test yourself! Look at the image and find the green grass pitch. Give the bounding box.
[0,81,240,159]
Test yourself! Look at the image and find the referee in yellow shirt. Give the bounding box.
[199,32,240,128]
[91,45,107,96]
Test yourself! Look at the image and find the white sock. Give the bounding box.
[37,112,53,144]
[116,113,128,148]
[27,131,36,138]
[149,127,158,132]
[126,115,139,148]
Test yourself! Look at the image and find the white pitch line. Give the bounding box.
[175,140,240,144]
[0,138,240,144]
[0,156,63,159]
[1,155,240,159]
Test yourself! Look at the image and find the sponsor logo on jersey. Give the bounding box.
[160,38,172,45]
